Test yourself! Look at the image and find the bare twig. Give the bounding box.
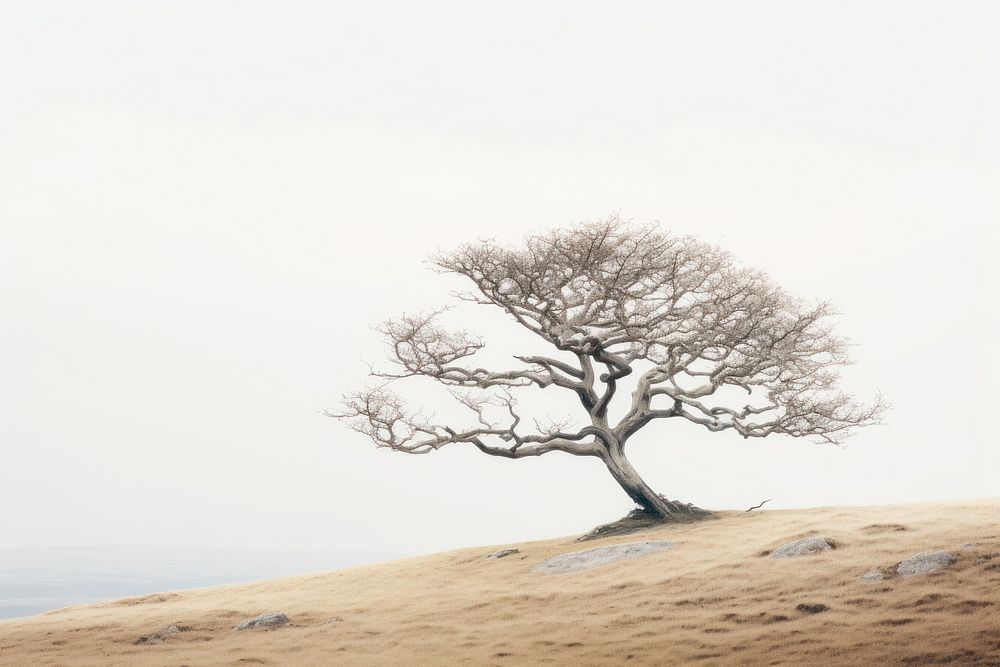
[746,499,772,512]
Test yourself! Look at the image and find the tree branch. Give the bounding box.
[329,386,604,458]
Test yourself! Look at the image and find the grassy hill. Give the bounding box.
[2,499,999,666]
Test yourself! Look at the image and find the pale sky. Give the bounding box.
[2,2,998,557]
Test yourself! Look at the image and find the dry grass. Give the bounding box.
[3,499,1000,666]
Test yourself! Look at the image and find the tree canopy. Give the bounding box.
[332,217,885,518]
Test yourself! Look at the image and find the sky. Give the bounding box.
[2,1,998,558]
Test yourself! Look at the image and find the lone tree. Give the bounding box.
[332,218,885,520]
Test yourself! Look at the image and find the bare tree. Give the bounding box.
[331,217,886,519]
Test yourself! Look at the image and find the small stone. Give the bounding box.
[486,548,519,560]
[769,537,834,559]
[235,613,290,631]
[135,624,187,644]
[861,570,884,582]
[796,603,829,614]
[896,551,955,577]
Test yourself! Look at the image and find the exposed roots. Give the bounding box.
[578,498,714,542]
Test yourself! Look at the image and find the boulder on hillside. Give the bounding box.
[769,536,834,559]
[535,540,677,574]
[135,624,189,645]
[235,612,290,631]
[896,551,955,577]
[486,548,520,559]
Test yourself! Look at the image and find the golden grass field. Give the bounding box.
[2,499,999,666]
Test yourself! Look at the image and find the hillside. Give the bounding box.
[0,545,396,620]
[2,500,999,666]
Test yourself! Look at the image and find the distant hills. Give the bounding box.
[0,544,396,619]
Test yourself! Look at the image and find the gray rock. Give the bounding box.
[769,536,834,559]
[235,612,290,631]
[486,548,520,560]
[136,624,187,644]
[896,551,955,577]
[534,540,677,574]
[861,570,884,582]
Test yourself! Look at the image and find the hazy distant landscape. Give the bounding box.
[0,545,397,619]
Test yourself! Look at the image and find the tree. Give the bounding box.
[331,217,886,519]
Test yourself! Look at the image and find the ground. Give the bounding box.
[2,499,999,666]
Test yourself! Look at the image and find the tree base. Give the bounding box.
[577,497,714,542]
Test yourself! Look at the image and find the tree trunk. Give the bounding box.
[602,446,709,520]
[602,447,676,517]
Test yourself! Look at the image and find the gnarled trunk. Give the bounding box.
[602,445,708,520]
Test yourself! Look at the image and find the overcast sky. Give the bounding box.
[2,2,998,558]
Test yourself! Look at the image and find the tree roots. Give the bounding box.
[578,498,714,542]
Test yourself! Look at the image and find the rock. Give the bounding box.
[486,548,519,560]
[796,603,829,614]
[135,624,188,644]
[861,570,884,582]
[534,540,677,574]
[235,612,290,631]
[896,551,955,577]
[769,537,834,559]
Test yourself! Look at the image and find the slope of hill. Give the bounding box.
[0,545,397,620]
[2,500,999,666]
